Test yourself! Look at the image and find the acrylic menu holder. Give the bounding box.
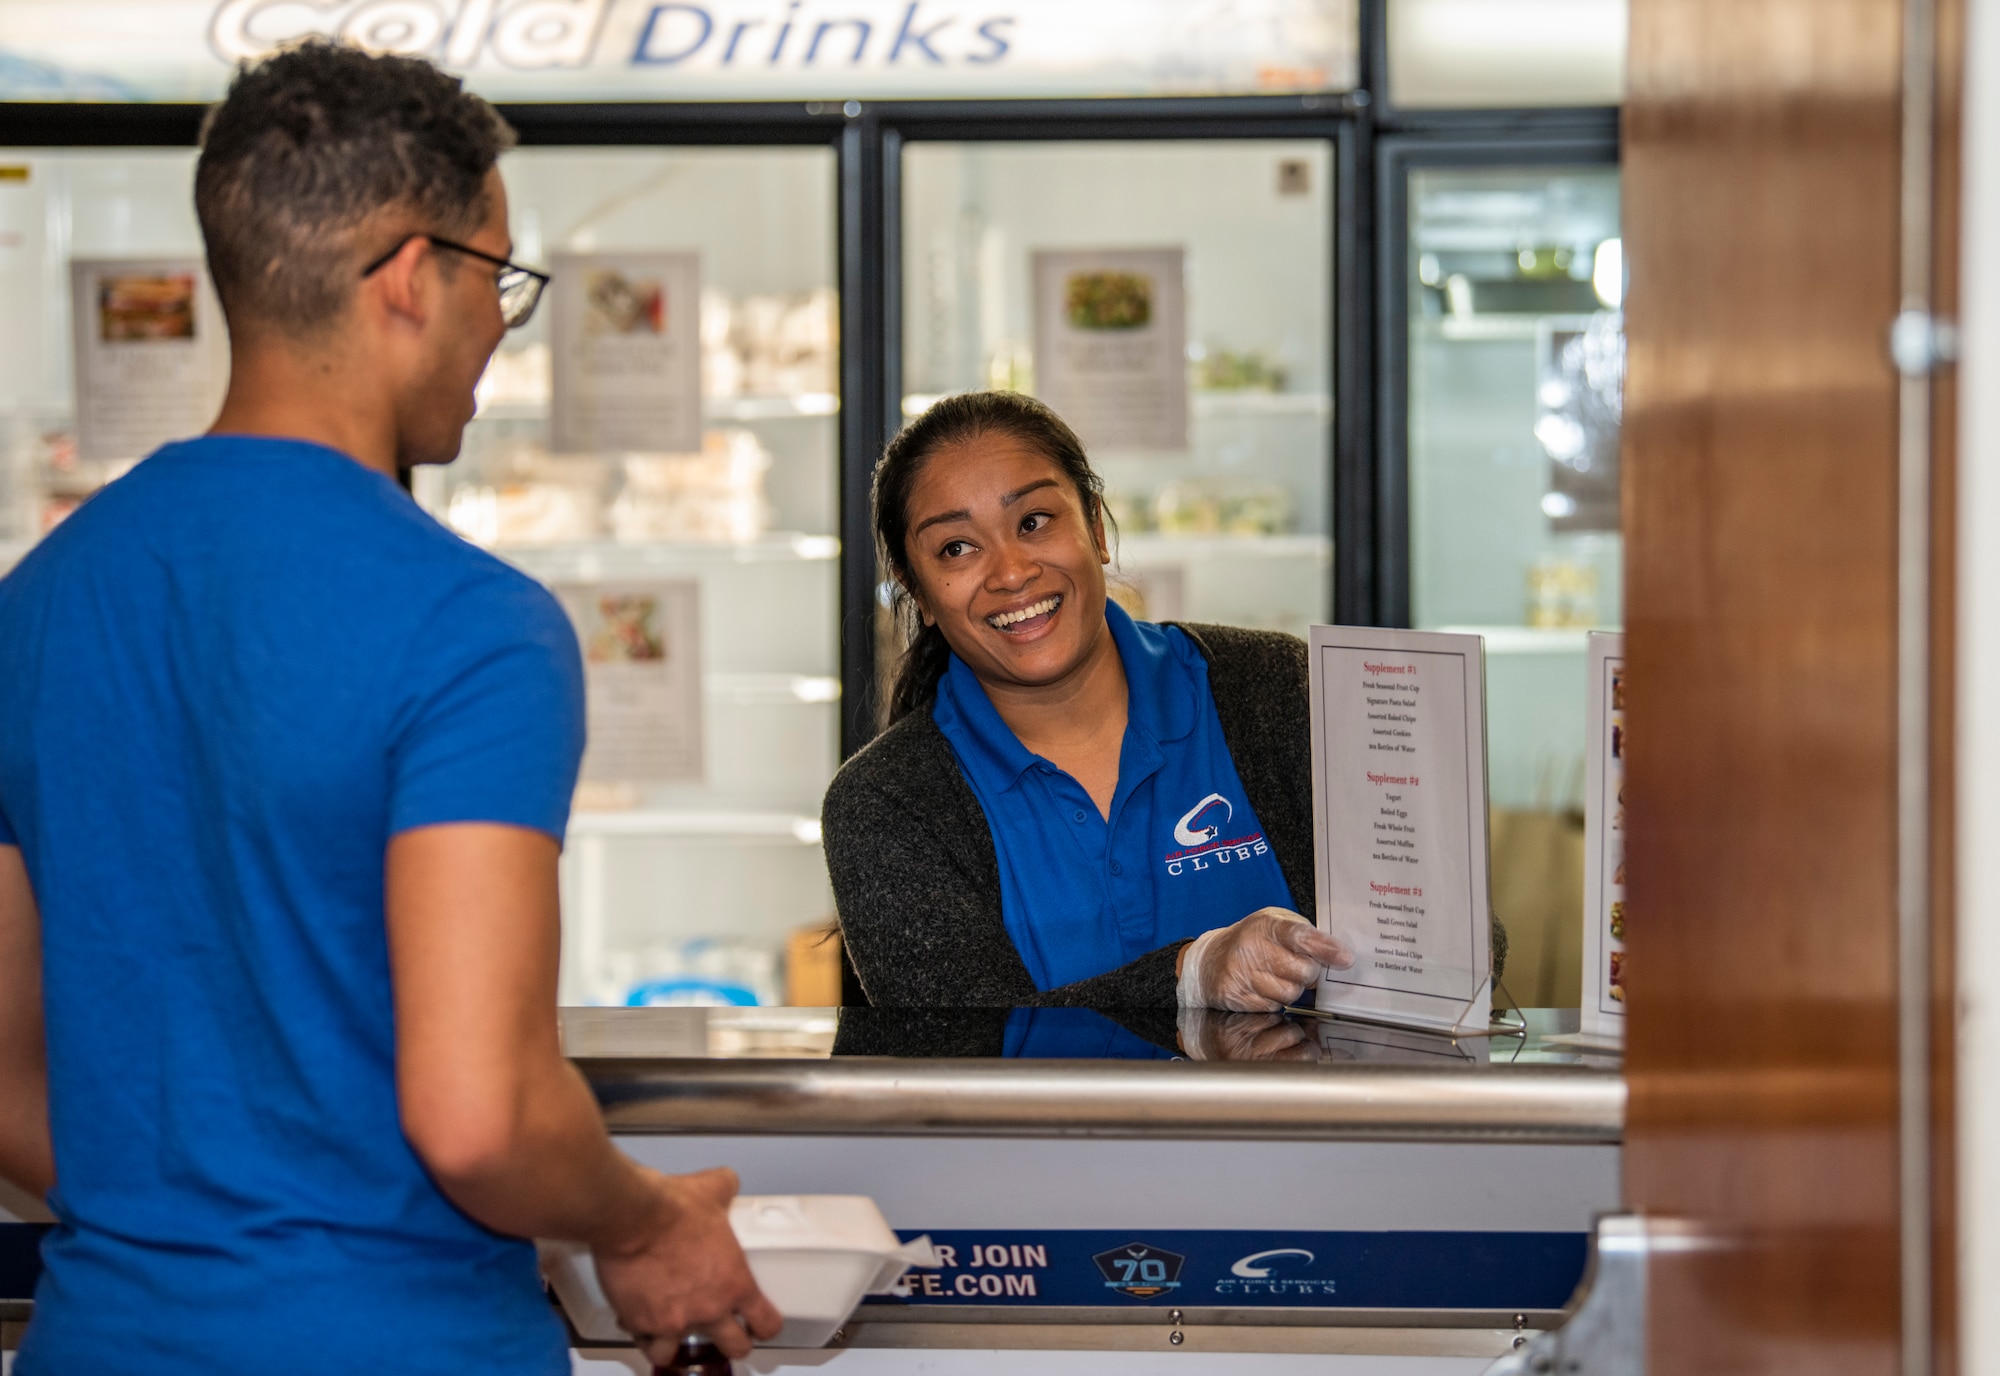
[1306,627,1495,1034]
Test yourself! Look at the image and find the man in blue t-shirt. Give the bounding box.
[0,42,779,1374]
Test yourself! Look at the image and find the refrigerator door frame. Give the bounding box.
[852,98,1367,754]
[1373,118,1622,632]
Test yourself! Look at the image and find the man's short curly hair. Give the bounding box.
[195,40,516,337]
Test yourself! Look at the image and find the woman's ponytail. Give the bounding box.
[887,620,954,724]
[872,391,1105,726]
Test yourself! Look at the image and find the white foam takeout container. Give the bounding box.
[541,1195,937,1350]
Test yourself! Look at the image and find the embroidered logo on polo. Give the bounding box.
[1164,791,1269,877]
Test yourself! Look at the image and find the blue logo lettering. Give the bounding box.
[630,1,1011,72]
[768,0,802,63]
[806,17,873,63]
[633,4,711,64]
[968,16,1014,63]
[889,1,949,63]
[721,17,762,63]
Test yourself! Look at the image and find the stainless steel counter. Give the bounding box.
[564,1007,1624,1144]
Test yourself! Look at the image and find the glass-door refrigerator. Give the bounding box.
[435,141,843,1009]
[1377,127,1623,1007]
[0,0,1628,1015]
[0,135,846,1010]
[899,135,1340,643]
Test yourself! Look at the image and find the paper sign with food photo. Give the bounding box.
[70,258,229,463]
[1032,247,1188,453]
[555,579,703,784]
[551,250,702,456]
[99,274,197,341]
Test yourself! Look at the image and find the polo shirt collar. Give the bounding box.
[935,649,1041,796]
[931,600,1200,798]
[1104,599,1199,749]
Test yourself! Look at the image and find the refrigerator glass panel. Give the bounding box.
[1406,161,1620,1007]
[0,149,207,564]
[452,146,841,1008]
[901,140,1334,645]
[0,145,841,1007]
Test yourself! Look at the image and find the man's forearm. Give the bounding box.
[386,824,681,1251]
[0,1067,54,1198]
[0,847,53,1196]
[417,1050,668,1250]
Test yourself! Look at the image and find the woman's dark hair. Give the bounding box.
[874,391,1108,725]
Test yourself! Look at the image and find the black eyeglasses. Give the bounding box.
[361,233,550,329]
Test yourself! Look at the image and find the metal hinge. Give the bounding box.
[1891,309,1959,378]
[1482,1215,1649,1376]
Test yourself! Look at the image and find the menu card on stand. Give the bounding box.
[552,579,704,783]
[550,250,702,456]
[1031,247,1187,452]
[1581,632,1627,1040]
[1308,627,1493,1033]
[70,258,229,463]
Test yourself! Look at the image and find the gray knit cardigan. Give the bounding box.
[822,623,1504,1007]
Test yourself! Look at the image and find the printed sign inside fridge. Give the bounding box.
[0,0,1357,101]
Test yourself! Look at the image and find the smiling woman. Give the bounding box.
[822,391,1417,1011]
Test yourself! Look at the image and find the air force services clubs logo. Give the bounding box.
[1163,791,1271,878]
[1214,1247,1338,1298]
[1232,1248,1315,1278]
[1092,1242,1186,1299]
[1174,792,1233,846]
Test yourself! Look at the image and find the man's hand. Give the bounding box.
[595,1166,784,1363]
[0,845,53,1197]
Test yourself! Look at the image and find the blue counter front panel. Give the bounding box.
[1,1223,1583,1316]
[882,1229,1587,1311]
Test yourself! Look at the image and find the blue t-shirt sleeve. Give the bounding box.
[387,575,586,844]
[0,798,15,847]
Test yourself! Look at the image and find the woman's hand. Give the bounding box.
[1176,908,1355,1013]
[1177,1009,1323,1062]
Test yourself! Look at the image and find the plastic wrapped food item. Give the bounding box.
[1193,346,1288,392]
[446,452,610,547]
[611,428,773,543]
[1100,487,1154,534]
[31,428,134,533]
[1525,556,1600,627]
[699,288,743,399]
[1152,478,1294,536]
[473,341,551,410]
[703,287,837,399]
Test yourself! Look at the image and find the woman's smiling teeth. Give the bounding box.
[987,594,1062,632]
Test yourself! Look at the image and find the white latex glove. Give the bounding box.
[1176,907,1356,1013]
[1177,1009,1322,1063]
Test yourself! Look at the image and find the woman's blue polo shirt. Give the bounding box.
[931,602,1296,991]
